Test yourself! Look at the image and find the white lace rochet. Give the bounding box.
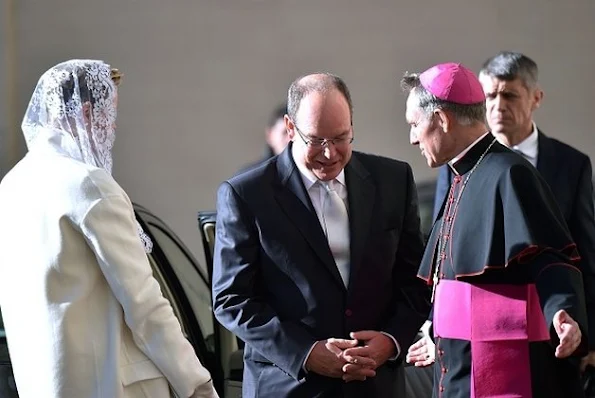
[21,59,153,253]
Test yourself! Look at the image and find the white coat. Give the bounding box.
[0,146,217,398]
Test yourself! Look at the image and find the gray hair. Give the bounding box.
[400,72,486,126]
[479,51,539,90]
[287,73,353,124]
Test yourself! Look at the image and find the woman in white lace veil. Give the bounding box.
[22,59,153,252]
[0,60,218,398]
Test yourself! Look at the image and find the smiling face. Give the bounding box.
[405,90,452,168]
[286,88,353,181]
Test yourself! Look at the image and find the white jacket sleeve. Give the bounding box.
[80,194,216,398]
[192,380,220,398]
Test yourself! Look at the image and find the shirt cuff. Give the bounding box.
[421,320,433,338]
[380,332,400,360]
[302,342,318,373]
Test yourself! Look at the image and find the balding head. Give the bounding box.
[287,73,353,125]
[284,72,354,181]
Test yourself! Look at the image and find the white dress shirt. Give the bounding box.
[293,151,350,286]
[497,122,539,167]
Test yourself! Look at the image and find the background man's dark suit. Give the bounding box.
[433,130,595,347]
[212,144,431,398]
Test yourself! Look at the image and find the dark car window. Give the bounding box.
[144,224,215,351]
[134,206,223,388]
[146,253,189,336]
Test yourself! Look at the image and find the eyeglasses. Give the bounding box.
[292,122,354,149]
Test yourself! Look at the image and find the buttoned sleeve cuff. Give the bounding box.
[380,332,401,360]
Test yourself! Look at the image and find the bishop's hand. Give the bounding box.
[553,309,582,358]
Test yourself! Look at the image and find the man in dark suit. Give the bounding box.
[240,103,289,174]
[433,51,595,369]
[212,73,430,397]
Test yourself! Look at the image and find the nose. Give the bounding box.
[323,142,338,158]
[409,129,419,146]
[491,94,506,113]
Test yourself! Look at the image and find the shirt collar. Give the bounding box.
[503,122,538,159]
[291,143,346,190]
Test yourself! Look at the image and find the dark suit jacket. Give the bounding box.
[433,130,595,348]
[212,143,431,398]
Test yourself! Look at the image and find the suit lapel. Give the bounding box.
[345,155,375,288]
[274,144,346,289]
[536,131,558,188]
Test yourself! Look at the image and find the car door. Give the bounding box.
[198,211,243,398]
[0,313,17,398]
[134,204,225,396]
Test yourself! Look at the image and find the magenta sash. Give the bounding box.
[434,280,550,398]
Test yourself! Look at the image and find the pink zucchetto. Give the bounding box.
[419,62,485,105]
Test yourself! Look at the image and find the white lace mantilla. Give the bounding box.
[22,59,153,253]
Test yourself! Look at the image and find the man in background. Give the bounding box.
[432,52,595,369]
[264,102,290,157]
[240,103,290,173]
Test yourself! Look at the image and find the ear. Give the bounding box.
[435,109,450,133]
[531,88,544,111]
[80,102,94,133]
[284,115,296,141]
[82,102,92,120]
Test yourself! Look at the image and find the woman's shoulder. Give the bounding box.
[79,170,128,208]
[48,156,127,205]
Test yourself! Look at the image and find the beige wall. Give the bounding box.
[3,0,595,262]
